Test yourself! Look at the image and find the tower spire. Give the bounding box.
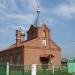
[34,0,42,27]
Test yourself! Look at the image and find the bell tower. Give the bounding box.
[16,25,25,47]
[27,0,50,41]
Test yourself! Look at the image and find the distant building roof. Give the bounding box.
[61,58,68,63]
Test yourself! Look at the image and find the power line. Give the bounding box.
[56,41,75,44]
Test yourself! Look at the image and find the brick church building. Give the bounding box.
[0,24,61,65]
[0,3,61,65]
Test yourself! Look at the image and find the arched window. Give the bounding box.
[42,30,46,38]
[42,30,47,46]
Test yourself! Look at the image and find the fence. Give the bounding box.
[0,63,6,75]
[0,63,71,75]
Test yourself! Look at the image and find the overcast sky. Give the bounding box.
[0,0,75,58]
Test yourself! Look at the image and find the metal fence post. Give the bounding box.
[31,64,36,75]
[52,64,54,75]
[6,62,9,75]
[59,65,61,71]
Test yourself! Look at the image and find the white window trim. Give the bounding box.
[42,39,47,46]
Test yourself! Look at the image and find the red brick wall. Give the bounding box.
[24,47,61,65]
[0,46,24,64]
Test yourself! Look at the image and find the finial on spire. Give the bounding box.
[37,0,40,14]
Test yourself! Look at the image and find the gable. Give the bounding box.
[39,24,50,31]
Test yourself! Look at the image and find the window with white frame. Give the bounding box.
[42,39,47,46]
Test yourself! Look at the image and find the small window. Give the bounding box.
[42,39,47,46]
